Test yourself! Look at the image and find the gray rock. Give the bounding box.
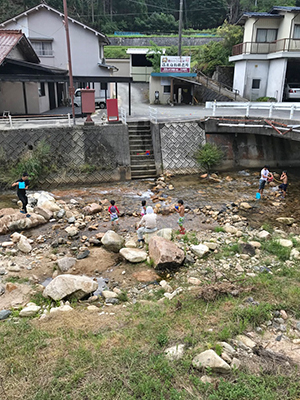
[190,244,210,258]
[0,268,6,275]
[119,248,147,263]
[184,254,195,265]
[68,216,76,224]
[43,274,98,301]
[155,228,173,241]
[239,243,255,257]
[192,349,231,373]
[77,249,90,260]
[7,265,21,272]
[65,226,79,237]
[165,344,185,361]
[101,230,125,253]
[56,209,66,219]
[105,298,119,305]
[0,310,11,320]
[19,303,41,317]
[18,236,32,253]
[57,257,77,273]
[34,206,53,220]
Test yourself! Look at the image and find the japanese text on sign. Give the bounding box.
[160,56,191,73]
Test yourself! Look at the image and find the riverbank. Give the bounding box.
[1,170,300,399]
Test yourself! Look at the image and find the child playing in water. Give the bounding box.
[175,199,185,234]
[108,200,120,227]
[279,170,288,198]
[141,200,147,216]
[12,172,30,217]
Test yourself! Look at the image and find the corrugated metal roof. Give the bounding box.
[0,29,22,64]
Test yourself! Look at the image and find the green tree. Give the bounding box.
[195,22,243,75]
[186,0,227,30]
[195,143,224,174]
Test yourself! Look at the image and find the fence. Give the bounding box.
[120,107,127,124]
[0,114,72,129]
[206,101,300,119]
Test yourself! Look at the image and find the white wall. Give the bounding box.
[4,7,109,77]
[106,59,130,77]
[0,82,41,114]
[244,60,269,100]
[266,58,287,101]
[232,60,247,98]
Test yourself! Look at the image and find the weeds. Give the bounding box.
[214,226,225,233]
[262,239,291,261]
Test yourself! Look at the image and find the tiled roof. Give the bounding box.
[0,29,22,64]
[236,12,283,25]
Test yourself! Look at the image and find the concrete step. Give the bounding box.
[131,164,156,171]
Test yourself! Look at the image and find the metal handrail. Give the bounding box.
[0,113,72,129]
[232,38,300,55]
[197,70,240,100]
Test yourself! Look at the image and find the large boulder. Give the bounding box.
[83,203,102,214]
[43,274,98,301]
[101,230,125,253]
[120,248,147,263]
[34,206,53,220]
[149,236,185,270]
[156,228,173,241]
[0,211,47,235]
[18,236,32,253]
[192,349,231,374]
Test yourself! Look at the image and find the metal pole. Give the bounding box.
[178,0,183,56]
[63,0,76,125]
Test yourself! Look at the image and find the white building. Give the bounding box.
[0,3,111,109]
[229,6,300,101]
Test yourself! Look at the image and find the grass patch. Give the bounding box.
[4,276,29,284]
[262,239,291,261]
[214,226,225,233]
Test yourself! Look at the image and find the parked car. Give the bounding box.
[285,83,300,100]
[74,89,107,109]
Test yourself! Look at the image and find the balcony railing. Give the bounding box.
[232,38,300,56]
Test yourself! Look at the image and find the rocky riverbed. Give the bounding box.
[1,169,300,379]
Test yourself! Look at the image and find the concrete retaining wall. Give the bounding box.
[0,124,131,186]
[108,37,223,47]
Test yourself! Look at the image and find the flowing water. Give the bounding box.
[1,169,299,232]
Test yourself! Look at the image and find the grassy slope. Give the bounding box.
[2,234,300,399]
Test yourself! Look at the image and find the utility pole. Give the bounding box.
[178,0,183,56]
[63,0,76,125]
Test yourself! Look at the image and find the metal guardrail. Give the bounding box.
[197,70,240,100]
[149,106,158,123]
[206,101,300,119]
[0,114,72,129]
[120,107,127,124]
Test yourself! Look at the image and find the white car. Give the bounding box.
[286,83,300,100]
[74,89,107,109]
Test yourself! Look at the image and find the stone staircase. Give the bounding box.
[128,121,157,179]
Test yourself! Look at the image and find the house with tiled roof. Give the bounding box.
[0,3,112,111]
[229,6,300,101]
[0,29,67,114]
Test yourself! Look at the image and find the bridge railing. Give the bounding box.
[206,101,300,119]
[0,113,72,129]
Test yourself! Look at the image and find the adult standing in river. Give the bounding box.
[258,165,270,197]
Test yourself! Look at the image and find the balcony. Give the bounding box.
[232,38,300,56]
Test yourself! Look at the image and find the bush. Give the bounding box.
[256,97,277,102]
[194,143,224,174]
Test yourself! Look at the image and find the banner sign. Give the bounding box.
[160,56,191,73]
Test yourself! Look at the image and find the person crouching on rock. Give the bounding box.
[136,206,157,248]
[12,172,30,218]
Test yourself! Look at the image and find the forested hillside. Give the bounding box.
[0,0,297,34]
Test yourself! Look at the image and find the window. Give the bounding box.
[39,82,45,97]
[163,85,171,94]
[294,24,300,39]
[252,79,260,89]
[31,41,53,56]
[256,29,278,43]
